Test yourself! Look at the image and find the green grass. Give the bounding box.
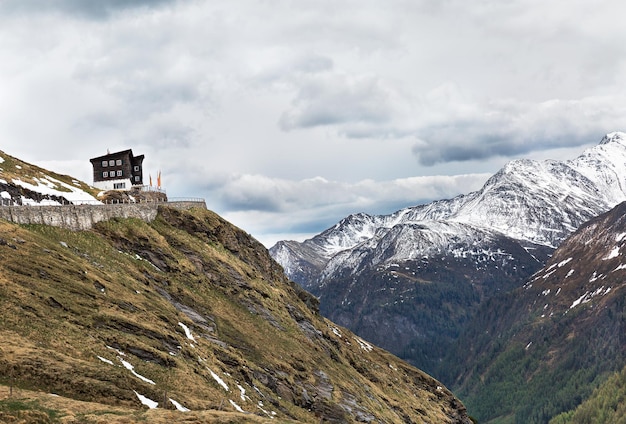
[0,398,63,422]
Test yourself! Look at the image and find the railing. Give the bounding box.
[0,197,206,207]
[138,185,166,194]
[167,197,206,203]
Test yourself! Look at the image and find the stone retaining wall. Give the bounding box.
[166,200,208,210]
[0,200,207,231]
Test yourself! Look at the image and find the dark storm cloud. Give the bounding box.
[0,0,177,19]
[413,131,597,165]
[410,97,624,166]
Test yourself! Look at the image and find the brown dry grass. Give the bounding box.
[0,207,469,423]
[0,385,287,423]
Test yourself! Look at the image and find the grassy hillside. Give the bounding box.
[0,384,276,423]
[445,202,626,423]
[0,205,470,423]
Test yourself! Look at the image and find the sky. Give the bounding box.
[1,0,625,247]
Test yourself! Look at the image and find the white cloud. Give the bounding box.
[279,72,403,131]
[413,93,626,165]
[207,172,491,246]
[0,0,177,19]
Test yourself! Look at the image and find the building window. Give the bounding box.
[114,182,126,189]
[102,161,108,167]
[134,165,140,172]
[116,170,122,177]
[109,160,115,166]
[103,171,108,178]
[116,159,122,166]
[134,176,140,182]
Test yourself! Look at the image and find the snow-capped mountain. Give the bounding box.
[272,132,626,286]
[269,132,626,373]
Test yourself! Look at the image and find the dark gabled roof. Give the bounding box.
[89,149,135,163]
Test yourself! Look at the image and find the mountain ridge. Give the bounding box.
[274,131,626,263]
[270,132,626,373]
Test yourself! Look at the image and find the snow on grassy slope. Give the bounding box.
[13,175,99,204]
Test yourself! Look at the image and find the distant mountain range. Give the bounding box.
[270,132,626,374]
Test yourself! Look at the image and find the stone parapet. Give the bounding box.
[0,200,206,231]
[165,199,208,210]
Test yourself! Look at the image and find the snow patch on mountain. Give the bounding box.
[569,286,612,309]
[134,391,158,409]
[604,246,621,260]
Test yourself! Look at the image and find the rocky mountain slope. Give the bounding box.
[447,201,626,423]
[0,154,471,423]
[270,132,626,374]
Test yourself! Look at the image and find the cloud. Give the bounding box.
[412,95,626,165]
[0,0,177,19]
[280,73,397,130]
[0,1,221,164]
[275,66,419,143]
[3,0,626,247]
[277,70,625,167]
[196,172,491,246]
[267,0,626,167]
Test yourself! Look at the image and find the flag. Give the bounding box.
[149,174,152,187]
[157,171,161,189]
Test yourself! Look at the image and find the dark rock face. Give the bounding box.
[313,233,551,375]
[0,180,69,205]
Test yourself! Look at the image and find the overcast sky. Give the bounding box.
[1,0,625,246]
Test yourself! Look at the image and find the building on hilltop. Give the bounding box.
[90,149,144,191]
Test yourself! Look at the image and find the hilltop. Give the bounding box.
[0,151,471,423]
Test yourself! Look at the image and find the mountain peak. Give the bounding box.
[270,131,626,381]
[599,131,626,145]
